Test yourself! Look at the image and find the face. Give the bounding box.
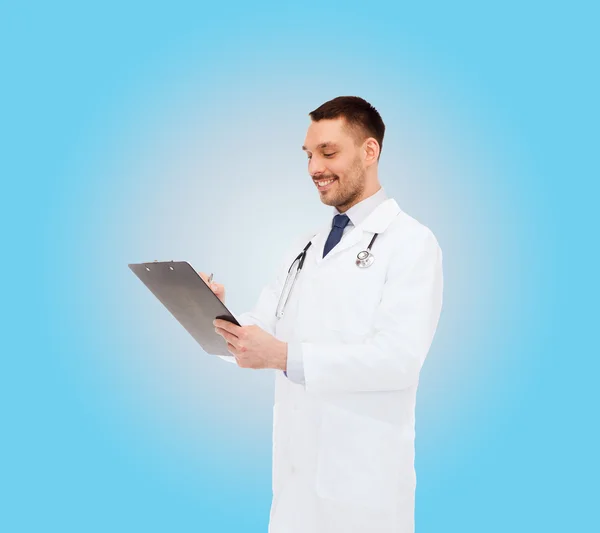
[302,117,370,211]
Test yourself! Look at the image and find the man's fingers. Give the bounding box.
[214,319,242,336]
[227,343,244,361]
[216,326,244,348]
[198,271,220,292]
[209,281,222,289]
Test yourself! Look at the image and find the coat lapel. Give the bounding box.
[313,198,402,266]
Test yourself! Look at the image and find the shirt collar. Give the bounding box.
[333,186,388,227]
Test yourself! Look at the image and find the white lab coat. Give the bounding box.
[220,198,443,533]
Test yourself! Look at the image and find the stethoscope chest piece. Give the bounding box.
[355,232,379,268]
[356,250,375,268]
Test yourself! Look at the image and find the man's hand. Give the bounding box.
[213,319,288,371]
[198,271,226,304]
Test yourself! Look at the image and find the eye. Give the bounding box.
[324,152,336,157]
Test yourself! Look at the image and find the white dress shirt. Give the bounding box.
[286,186,389,385]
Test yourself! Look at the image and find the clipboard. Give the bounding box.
[128,260,240,356]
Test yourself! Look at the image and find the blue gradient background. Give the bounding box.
[2,2,597,532]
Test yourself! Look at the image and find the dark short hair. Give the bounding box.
[308,96,386,159]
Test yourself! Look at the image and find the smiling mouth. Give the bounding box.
[315,178,338,191]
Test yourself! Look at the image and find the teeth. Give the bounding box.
[317,179,335,186]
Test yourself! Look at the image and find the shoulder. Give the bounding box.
[277,226,321,266]
[293,222,324,249]
[386,206,442,259]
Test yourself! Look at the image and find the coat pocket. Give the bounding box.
[315,403,407,512]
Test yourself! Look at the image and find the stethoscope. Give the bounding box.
[275,232,379,319]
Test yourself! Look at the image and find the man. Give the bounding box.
[200,96,443,532]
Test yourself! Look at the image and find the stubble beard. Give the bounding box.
[325,159,366,211]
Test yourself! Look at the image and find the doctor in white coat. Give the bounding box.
[203,96,443,533]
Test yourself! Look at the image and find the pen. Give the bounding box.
[207,273,213,285]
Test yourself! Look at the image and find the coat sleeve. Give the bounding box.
[301,228,444,392]
[216,231,315,365]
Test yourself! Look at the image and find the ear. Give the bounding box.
[363,137,380,166]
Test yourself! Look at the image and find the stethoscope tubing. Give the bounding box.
[275,233,378,318]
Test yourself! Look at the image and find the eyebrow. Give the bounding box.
[301,142,340,151]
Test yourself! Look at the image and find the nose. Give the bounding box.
[308,156,326,177]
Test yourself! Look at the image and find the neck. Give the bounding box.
[337,181,381,213]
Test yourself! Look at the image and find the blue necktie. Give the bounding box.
[284,213,350,378]
[323,214,350,258]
